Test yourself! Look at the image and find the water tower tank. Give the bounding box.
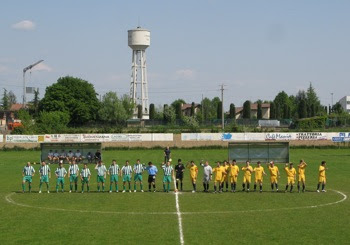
[128,27,150,50]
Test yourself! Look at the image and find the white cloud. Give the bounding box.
[12,20,36,30]
[175,69,196,80]
[31,63,53,72]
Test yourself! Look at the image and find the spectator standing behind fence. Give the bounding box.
[94,150,102,163]
[164,146,171,163]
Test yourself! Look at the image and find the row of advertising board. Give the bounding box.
[1,132,350,143]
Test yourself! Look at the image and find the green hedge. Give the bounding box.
[296,116,327,130]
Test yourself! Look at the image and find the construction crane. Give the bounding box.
[22,60,43,107]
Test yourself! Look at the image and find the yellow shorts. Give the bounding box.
[190,177,197,183]
[243,176,251,183]
[298,175,305,182]
[230,176,238,183]
[318,176,326,183]
[214,179,223,184]
[287,177,295,185]
[270,176,278,183]
[255,178,263,183]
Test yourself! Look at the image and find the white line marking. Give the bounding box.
[173,176,185,245]
[4,189,347,217]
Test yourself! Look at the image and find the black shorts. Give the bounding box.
[176,175,183,181]
[148,175,156,183]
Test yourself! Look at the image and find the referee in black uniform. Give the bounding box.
[175,159,185,191]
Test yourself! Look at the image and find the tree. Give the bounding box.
[36,111,70,133]
[257,102,262,119]
[163,104,168,121]
[182,115,199,132]
[283,104,291,119]
[98,92,134,124]
[229,103,236,119]
[270,102,276,119]
[29,89,40,117]
[1,88,9,110]
[171,99,185,119]
[137,105,142,119]
[298,98,307,119]
[39,76,100,125]
[306,82,321,117]
[217,101,222,119]
[190,102,195,117]
[332,102,344,114]
[15,109,35,134]
[163,106,176,124]
[275,103,281,119]
[274,91,291,119]
[8,91,16,107]
[149,104,155,120]
[243,100,251,119]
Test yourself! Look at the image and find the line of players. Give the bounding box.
[21,159,328,194]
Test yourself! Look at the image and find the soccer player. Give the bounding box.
[121,161,133,193]
[68,160,79,193]
[108,160,119,193]
[284,163,296,193]
[253,161,266,192]
[67,150,74,162]
[175,159,185,191]
[133,159,145,192]
[75,150,82,163]
[161,161,174,192]
[164,146,171,163]
[48,150,54,163]
[221,160,230,192]
[39,161,50,193]
[146,162,158,192]
[200,161,213,192]
[268,161,280,191]
[242,161,253,192]
[87,152,93,163]
[80,163,91,193]
[229,160,239,192]
[53,150,60,163]
[212,161,226,193]
[95,161,107,192]
[22,162,35,193]
[59,150,67,162]
[55,161,67,193]
[317,161,327,192]
[297,159,307,192]
[186,161,199,193]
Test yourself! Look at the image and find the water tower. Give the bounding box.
[128,26,150,119]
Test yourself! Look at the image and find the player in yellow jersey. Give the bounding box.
[221,160,230,192]
[241,161,253,192]
[317,161,327,192]
[284,163,297,193]
[253,161,266,193]
[212,161,226,193]
[229,160,239,192]
[268,161,280,191]
[186,161,199,193]
[297,159,307,193]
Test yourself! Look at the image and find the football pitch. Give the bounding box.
[0,148,349,244]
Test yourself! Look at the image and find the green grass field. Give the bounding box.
[0,148,349,244]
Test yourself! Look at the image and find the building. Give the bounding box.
[339,96,350,113]
[235,103,270,119]
[181,103,200,117]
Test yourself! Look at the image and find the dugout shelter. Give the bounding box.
[228,142,289,163]
[40,142,102,163]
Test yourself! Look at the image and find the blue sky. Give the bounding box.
[1,0,349,110]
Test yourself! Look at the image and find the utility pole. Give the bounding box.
[220,84,226,130]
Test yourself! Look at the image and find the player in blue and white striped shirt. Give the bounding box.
[22,162,35,193]
[161,161,174,193]
[39,161,51,193]
[68,161,79,193]
[133,159,145,192]
[121,161,133,193]
[80,163,91,193]
[55,161,67,192]
[108,160,119,193]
